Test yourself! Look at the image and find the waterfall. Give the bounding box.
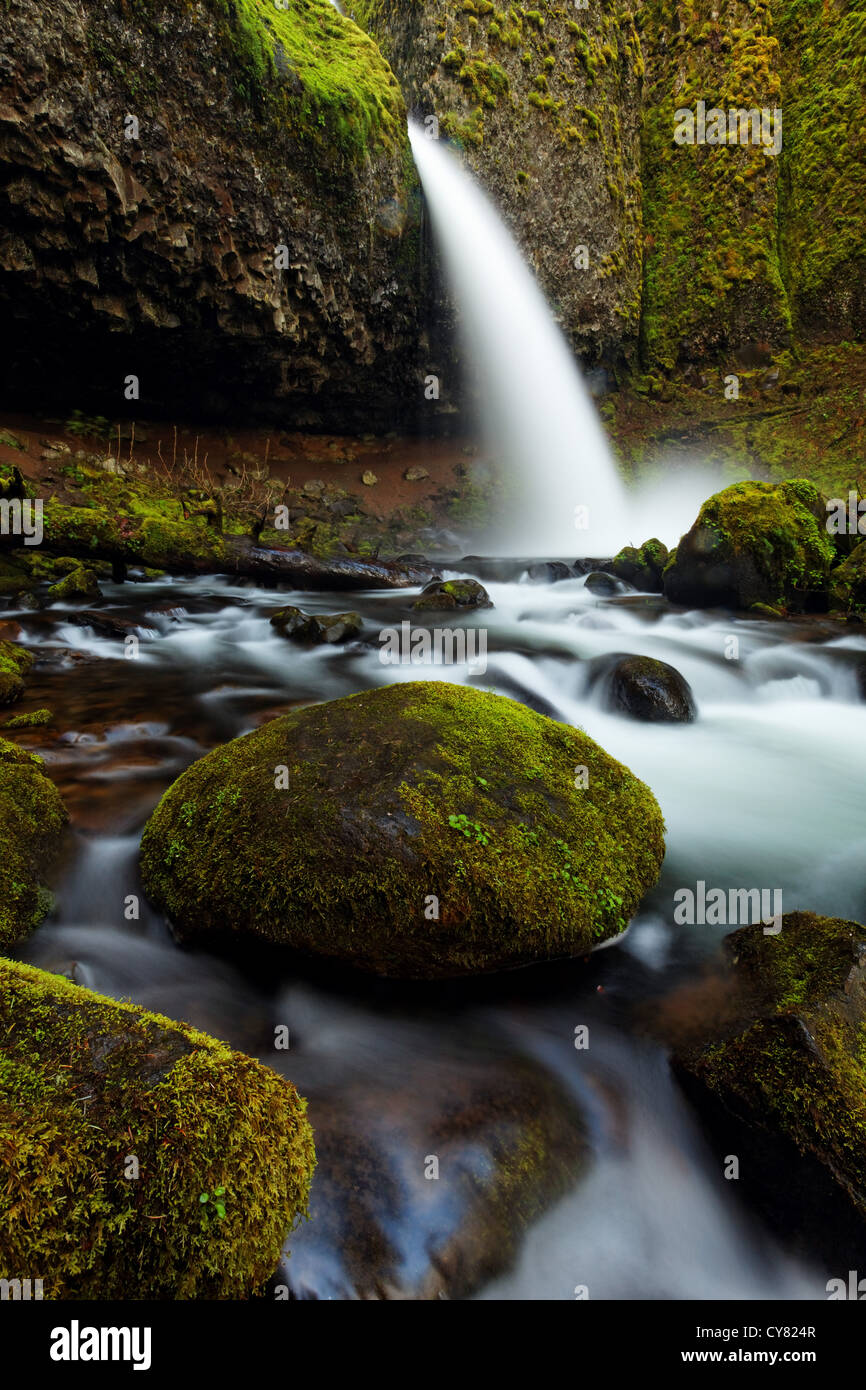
[408,122,716,558]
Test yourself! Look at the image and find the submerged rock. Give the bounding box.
[663,480,837,611]
[594,654,697,724]
[412,578,493,611]
[669,912,866,1243]
[139,681,665,977]
[270,606,363,644]
[278,1052,586,1300]
[0,958,315,1297]
[0,738,68,948]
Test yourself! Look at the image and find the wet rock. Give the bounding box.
[361,470,378,487]
[0,639,33,704]
[278,1053,586,1300]
[0,737,67,947]
[47,565,101,603]
[667,913,866,1254]
[139,681,666,977]
[584,571,620,596]
[609,539,669,593]
[404,466,429,482]
[593,653,697,723]
[663,480,836,611]
[413,578,493,611]
[526,562,573,584]
[0,957,315,1297]
[270,606,363,644]
[65,609,152,639]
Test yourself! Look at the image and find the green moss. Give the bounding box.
[46,565,101,603]
[0,957,315,1297]
[830,539,866,616]
[139,682,665,978]
[2,708,54,730]
[0,738,67,950]
[0,642,33,706]
[664,479,837,609]
[676,912,866,1221]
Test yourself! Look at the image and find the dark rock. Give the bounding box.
[526,561,573,584]
[583,571,620,596]
[413,578,493,611]
[593,653,697,723]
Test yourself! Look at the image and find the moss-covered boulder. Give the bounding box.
[412,578,493,612]
[609,539,669,593]
[46,563,101,603]
[830,538,866,617]
[0,738,68,949]
[671,912,866,1236]
[0,958,315,1297]
[270,606,363,644]
[663,480,836,611]
[140,681,665,978]
[0,641,33,705]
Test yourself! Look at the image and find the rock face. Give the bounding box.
[0,738,68,948]
[830,539,866,618]
[595,653,697,723]
[356,0,644,371]
[280,1050,586,1300]
[139,681,665,977]
[663,480,837,611]
[670,913,866,1241]
[0,957,315,1298]
[0,0,422,430]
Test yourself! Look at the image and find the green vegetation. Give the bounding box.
[139,681,666,978]
[0,738,67,950]
[0,957,315,1297]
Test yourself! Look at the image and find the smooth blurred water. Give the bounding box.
[9,569,866,1298]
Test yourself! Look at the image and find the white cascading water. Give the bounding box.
[408,122,718,557]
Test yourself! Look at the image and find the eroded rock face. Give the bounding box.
[354,0,644,371]
[0,0,423,430]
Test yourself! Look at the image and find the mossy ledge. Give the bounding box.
[0,958,315,1298]
[140,681,666,978]
[0,738,68,951]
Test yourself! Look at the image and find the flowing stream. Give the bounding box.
[8,572,866,1298]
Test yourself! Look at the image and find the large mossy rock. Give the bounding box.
[663,480,837,611]
[609,539,669,593]
[0,0,419,430]
[0,958,315,1298]
[140,681,665,977]
[671,912,866,1237]
[0,739,68,950]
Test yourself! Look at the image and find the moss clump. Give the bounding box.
[829,538,866,617]
[0,738,67,949]
[609,537,669,592]
[213,0,405,162]
[140,681,665,978]
[663,479,837,610]
[674,912,866,1224]
[0,958,315,1297]
[46,564,101,603]
[2,708,54,730]
[0,642,33,706]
